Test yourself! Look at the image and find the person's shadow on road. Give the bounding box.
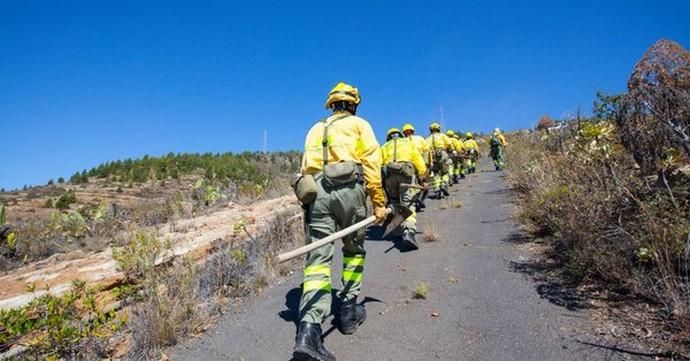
[279,286,384,332]
[280,285,384,361]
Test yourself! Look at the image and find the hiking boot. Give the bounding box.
[441,186,450,197]
[400,230,419,251]
[293,322,336,361]
[337,298,367,335]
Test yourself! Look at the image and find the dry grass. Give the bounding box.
[449,199,462,208]
[421,222,440,242]
[438,198,461,210]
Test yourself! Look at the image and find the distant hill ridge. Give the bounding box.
[66,151,302,186]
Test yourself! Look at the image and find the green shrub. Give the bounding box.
[55,191,77,210]
[0,286,121,359]
[112,231,171,282]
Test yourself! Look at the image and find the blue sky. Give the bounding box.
[2,0,689,190]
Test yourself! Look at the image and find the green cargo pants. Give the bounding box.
[431,150,449,192]
[299,174,368,324]
[491,146,505,170]
[383,172,419,235]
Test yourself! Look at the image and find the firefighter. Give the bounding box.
[381,128,427,250]
[294,82,387,361]
[402,123,430,211]
[426,123,453,198]
[463,132,479,174]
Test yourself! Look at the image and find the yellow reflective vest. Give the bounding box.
[380,137,427,176]
[301,112,385,209]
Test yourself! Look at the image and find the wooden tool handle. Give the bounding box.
[276,215,376,263]
[276,207,394,264]
[400,183,426,190]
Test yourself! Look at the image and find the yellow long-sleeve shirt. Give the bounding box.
[407,134,431,165]
[463,139,479,151]
[450,137,465,153]
[301,112,385,209]
[408,135,429,154]
[426,133,453,151]
[380,137,427,176]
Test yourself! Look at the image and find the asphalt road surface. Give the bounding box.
[174,161,621,361]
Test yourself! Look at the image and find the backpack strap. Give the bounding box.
[321,114,350,166]
[393,138,398,162]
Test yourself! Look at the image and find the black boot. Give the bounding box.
[293,322,336,361]
[441,185,450,197]
[337,298,367,335]
[400,230,419,251]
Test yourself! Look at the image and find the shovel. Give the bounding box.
[276,204,413,263]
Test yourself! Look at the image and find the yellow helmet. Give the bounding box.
[465,132,473,139]
[446,130,455,137]
[387,127,403,140]
[402,123,415,133]
[325,82,361,109]
[429,122,441,132]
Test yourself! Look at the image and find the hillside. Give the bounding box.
[0,151,301,271]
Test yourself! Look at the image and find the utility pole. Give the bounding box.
[440,105,445,130]
[263,130,268,153]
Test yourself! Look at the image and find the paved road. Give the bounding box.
[174,161,610,361]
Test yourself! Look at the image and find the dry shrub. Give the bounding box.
[125,209,303,360]
[507,123,690,345]
[127,259,199,361]
[618,39,690,174]
[535,114,555,131]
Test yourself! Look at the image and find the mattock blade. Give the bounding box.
[382,204,413,238]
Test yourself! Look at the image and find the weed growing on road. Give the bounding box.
[422,222,440,242]
[412,282,429,299]
[438,197,463,209]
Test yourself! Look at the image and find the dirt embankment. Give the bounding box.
[0,195,299,310]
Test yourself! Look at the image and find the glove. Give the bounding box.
[373,206,389,224]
